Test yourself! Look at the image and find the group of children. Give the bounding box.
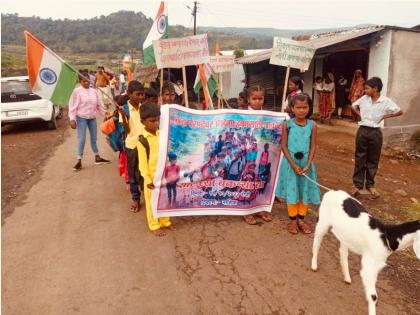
[106,72,401,237]
[109,81,179,236]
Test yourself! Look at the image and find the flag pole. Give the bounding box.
[160,69,164,99]
[182,66,189,108]
[281,65,290,112]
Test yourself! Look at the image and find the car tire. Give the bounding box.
[47,108,58,130]
[56,106,63,119]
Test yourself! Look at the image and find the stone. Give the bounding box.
[410,197,418,204]
[390,159,398,165]
[395,189,408,197]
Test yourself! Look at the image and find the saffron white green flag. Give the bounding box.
[143,2,168,65]
[194,63,218,96]
[25,31,78,105]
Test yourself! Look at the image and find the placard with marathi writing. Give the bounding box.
[152,34,210,69]
[209,55,235,73]
[270,37,315,71]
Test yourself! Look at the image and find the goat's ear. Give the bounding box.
[414,231,420,259]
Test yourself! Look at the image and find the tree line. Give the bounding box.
[1,11,272,54]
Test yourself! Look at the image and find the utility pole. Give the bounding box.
[193,1,197,35]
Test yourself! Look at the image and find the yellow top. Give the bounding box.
[124,101,144,149]
[137,129,160,185]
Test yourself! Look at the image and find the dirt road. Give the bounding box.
[2,119,419,315]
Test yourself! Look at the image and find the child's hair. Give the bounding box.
[140,102,160,120]
[264,143,269,150]
[365,77,383,92]
[127,80,144,93]
[116,94,129,106]
[168,152,177,161]
[290,75,303,90]
[315,76,322,81]
[78,70,89,81]
[162,82,176,94]
[145,87,158,98]
[247,85,265,98]
[291,93,312,107]
[238,91,247,99]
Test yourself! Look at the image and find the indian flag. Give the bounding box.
[143,2,168,65]
[194,64,218,110]
[25,31,78,105]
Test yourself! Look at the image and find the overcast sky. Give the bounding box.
[2,0,420,30]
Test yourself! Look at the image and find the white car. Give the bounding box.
[1,76,62,129]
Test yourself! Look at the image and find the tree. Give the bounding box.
[233,48,245,59]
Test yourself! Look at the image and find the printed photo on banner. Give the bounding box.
[152,105,288,217]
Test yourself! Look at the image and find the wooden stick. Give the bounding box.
[281,65,290,112]
[182,66,189,108]
[217,73,221,109]
[160,69,164,99]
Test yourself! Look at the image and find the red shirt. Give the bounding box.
[259,151,269,166]
[165,164,180,183]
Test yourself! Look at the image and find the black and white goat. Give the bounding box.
[311,190,420,315]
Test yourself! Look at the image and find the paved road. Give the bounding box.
[2,123,413,315]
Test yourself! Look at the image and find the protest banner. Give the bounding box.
[151,105,287,217]
[269,37,316,111]
[133,64,159,84]
[209,55,235,73]
[152,34,210,69]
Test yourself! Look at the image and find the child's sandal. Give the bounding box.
[130,200,140,213]
[298,221,312,234]
[287,221,299,234]
[244,215,257,225]
[257,211,273,222]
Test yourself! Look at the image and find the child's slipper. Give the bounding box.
[287,221,299,234]
[368,188,380,199]
[244,215,257,225]
[130,201,140,213]
[297,221,312,234]
[257,211,273,222]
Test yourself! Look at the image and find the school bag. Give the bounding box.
[138,135,150,162]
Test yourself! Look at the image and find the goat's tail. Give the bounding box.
[303,174,332,191]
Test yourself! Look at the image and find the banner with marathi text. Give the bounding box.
[152,105,287,217]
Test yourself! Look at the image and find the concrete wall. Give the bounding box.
[383,30,420,150]
[368,29,392,95]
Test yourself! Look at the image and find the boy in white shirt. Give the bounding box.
[351,77,402,198]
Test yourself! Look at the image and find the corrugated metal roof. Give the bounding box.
[236,27,385,64]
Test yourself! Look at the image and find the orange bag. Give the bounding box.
[101,111,117,135]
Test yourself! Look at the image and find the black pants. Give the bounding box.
[167,183,177,203]
[127,147,142,201]
[353,126,383,189]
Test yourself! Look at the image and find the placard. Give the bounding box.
[152,34,210,69]
[209,55,235,73]
[133,64,159,84]
[270,37,315,71]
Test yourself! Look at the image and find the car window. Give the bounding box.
[1,81,32,95]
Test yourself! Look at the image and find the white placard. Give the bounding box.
[152,34,210,69]
[209,55,235,73]
[270,37,315,71]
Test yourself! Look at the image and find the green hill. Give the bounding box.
[1,12,274,54]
